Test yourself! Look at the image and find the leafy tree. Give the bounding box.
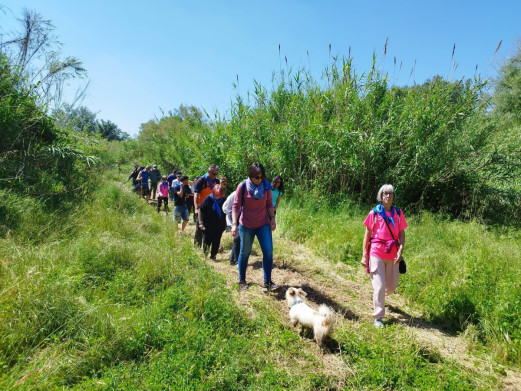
[0,8,87,108]
[493,44,521,124]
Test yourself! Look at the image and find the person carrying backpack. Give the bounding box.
[361,184,408,328]
[231,162,281,293]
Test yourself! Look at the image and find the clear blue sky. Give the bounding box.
[1,1,520,137]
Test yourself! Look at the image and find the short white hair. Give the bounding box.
[376,184,395,203]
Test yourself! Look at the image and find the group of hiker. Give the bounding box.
[128,162,407,327]
[127,162,285,293]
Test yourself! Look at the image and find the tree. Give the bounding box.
[0,8,87,108]
[493,44,521,124]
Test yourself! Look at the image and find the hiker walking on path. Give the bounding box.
[199,185,227,261]
[231,162,280,293]
[157,175,169,215]
[194,165,220,248]
[223,190,240,265]
[361,184,408,328]
[173,175,191,232]
[271,175,284,215]
[136,165,151,202]
[148,165,161,200]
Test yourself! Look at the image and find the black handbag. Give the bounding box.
[399,257,406,274]
[382,213,406,274]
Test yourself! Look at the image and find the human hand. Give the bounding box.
[231,225,238,237]
[394,247,403,263]
[271,220,276,231]
[361,255,368,267]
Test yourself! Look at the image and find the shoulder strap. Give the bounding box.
[241,181,246,205]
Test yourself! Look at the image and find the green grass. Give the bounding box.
[0,171,505,389]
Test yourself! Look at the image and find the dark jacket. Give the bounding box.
[199,195,226,233]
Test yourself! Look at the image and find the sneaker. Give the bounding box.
[374,318,385,328]
[262,281,281,293]
[210,257,217,262]
[239,280,248,291]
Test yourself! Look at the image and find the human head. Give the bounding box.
[145,165,150,172]
[207,164,219,179]
[376,184,395,203]
[271,175,283,192]
[212,184,224,199]
[153,165,157,170]
[248,162,265,182]
[180,175,189,185]
[220,177,228,188]
[161,175,167,182]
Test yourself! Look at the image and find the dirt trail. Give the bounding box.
[150,197,521,389]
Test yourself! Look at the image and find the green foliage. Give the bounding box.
[53,104,130,141]
[134,57,519,224]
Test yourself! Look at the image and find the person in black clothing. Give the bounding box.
[193,165,220,248]
[173,175,191,232]
[199,184,227,261]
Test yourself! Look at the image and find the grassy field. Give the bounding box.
[0,168,513,389]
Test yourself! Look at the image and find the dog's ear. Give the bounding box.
[288,288,296,296]
[298,288,307,297]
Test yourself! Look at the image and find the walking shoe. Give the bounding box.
[239,280,248,291]
[210,257,217,262]
[218,246,224,253]
[262,281,282,293]
[374,318,385,328]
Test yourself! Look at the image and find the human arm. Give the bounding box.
[395,230,405,263]
[361,227,372,267]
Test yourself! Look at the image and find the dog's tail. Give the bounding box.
[318,304,335,328]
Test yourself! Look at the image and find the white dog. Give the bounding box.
[285,287,335,346]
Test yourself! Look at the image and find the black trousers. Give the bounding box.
[157,197,168,212]
[194,215,203,248]
[202,229,224,258]
[229,234,241,265]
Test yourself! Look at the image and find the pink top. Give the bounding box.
[364,208,408,260]
[158,182,169,198]
[232,182,272,229]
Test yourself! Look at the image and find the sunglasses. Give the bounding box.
[209,171,218,176]
[253,175,263,180]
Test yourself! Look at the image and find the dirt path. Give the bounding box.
[150,196,521,389]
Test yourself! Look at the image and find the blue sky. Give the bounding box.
[1,1,520,137]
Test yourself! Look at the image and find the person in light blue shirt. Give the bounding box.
[271,175,284,215]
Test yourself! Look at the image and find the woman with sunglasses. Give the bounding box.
[361,184,408,328]
[231,162,281,293]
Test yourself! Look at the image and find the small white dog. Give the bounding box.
[285,287,335,346]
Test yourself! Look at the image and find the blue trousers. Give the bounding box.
[238,224,273,283]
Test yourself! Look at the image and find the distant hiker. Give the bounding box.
[190,176,200,223]
[223,189,240,265]
[199,184,227,261]
[171,171,182,190]
[231,162,280,293]
[173,175,191,232]
[149,165,161,200]
[167,170,177,199]
[271,175,284,215]
[186,177,195,219]
[136,165,151,202]
[361,184,408,328]
[157,175,169,215]
[194,165,220,248]
[127,164,140,185]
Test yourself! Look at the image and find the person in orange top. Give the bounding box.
[193,164,221,248]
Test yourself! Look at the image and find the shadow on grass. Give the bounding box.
[386,305,459,337]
